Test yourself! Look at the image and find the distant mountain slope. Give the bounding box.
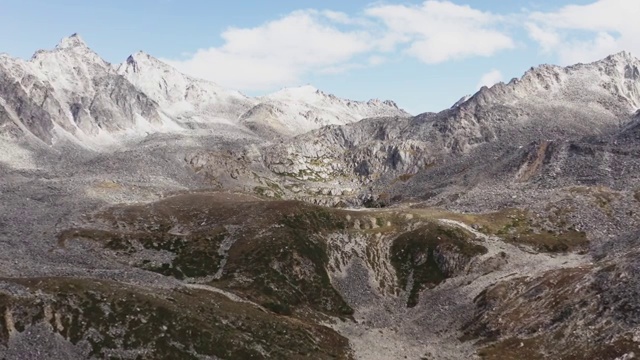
[117,51,257,126]
[240,85,409,136]
[258,52,640,206]
[0,34,170,148]
[0,33,410,155]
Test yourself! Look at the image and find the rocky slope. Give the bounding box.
[6,189,637,359]
[0,192,595,359]
[250,52,640,206]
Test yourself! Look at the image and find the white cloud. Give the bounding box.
[477,69,503,89]
[163,1,520,92]
[162,10,373,90]
[368,55,386,66]
[320,10,354,24]
[527,0,640,64]
[557,32,620,65]
[365,1,515,63]
[163,1,640,93]
[525,23,560,53]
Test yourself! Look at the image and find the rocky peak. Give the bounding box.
[120,51,166,75]
[55,33,89,50]
[604,50,635,63]
[456,51,640,117]
[124,54,139,73]
[267,85,320,100]
[383,100,399,108]
[30,33,109,74]
[364,99,398,109]
[451,95,472,108]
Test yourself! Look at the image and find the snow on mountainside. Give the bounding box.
[0,34,176,149]
[419,50,640,148]
[0,33,410,155]
[429,51,640,151]
[0,34,408,156]
[117,52,257,124]
[240,85,409,135]
[118,53,410,135]
[461,51,640,113]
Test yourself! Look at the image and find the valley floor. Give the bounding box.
[0,133,639,360]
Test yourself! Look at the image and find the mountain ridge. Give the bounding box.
[255,49,640,207]
[0,33,410,151]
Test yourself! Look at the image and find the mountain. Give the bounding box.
[0,34,172,148]
[255,51,640,207]
[117,51,257,126]
[0,34,410,152]
[239,85,409,136]
[117,53,408,136]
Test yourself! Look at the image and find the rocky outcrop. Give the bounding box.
[464,257,640,360]
[0,70,56,143]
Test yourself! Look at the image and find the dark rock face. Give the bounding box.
[87,75,161,132]
[0,71,55,144]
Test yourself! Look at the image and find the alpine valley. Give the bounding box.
[1,34,640,360]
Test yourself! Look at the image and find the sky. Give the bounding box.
[0,0,638,114]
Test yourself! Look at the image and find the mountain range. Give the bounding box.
[0,33,407,154]
[1,34,640,360]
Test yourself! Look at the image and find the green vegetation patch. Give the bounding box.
[221,205,353,318]
[493,211,588,253]
[414,207,587,253]
[59,195,354,320]
[0,277,353,359]
[60,227,229,280]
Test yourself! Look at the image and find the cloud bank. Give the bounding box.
[164,0,640,91]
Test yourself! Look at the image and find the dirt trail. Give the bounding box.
[183,283,268,312]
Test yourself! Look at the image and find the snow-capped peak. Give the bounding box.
[56,33,89,50]
[0,32,409,148]
[26,33,111,95]
[604,51,635,63]
[123,51,173,74]
[118,51,255,119]
[450,51,640,128]
[245,85,409,135]
[263,85,400,109]
[266,85,324,100]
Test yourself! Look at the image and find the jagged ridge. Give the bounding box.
[0,33,410,151]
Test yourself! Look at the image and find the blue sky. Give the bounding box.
[1,0,637,114]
